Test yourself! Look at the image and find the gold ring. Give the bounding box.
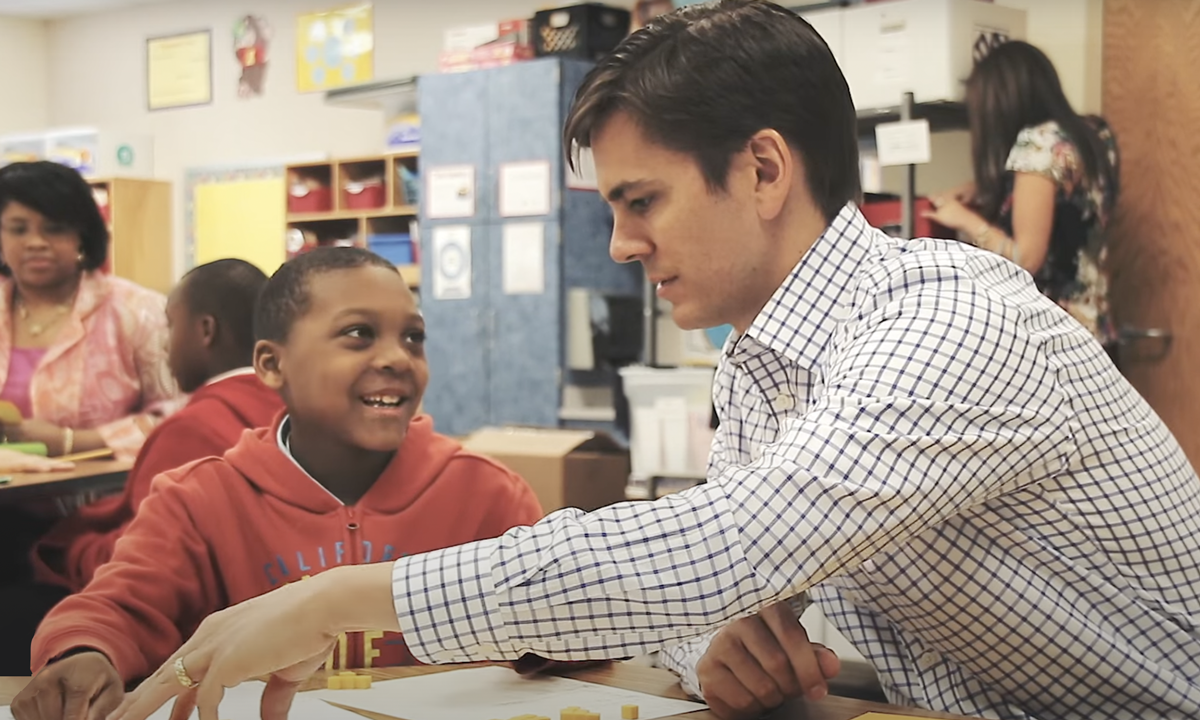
[174,657,198,689]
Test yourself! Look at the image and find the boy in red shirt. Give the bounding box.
[18,248,542,719]
[0,259,281,674]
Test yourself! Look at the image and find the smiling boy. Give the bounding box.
[13,248,542,720]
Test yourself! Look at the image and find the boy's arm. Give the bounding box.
[66,410,237,583]
[32,469,225,682]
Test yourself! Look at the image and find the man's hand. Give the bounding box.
[11,651,123,720]
[696,601,840,720]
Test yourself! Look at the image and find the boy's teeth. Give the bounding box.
[364,395,402,406]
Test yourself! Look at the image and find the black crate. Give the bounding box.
[533,4,632,61]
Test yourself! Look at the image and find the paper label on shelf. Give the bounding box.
[426,165,475,219]
[502,222,545,295]
[499,160,552,217]
[432,225,472,300]
[874,119,931,167]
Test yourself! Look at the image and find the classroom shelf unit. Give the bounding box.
[283,151,421,288]
[87,177,173,295]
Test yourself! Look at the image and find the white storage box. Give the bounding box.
[840,0,1026,111]
[619,366,715,485]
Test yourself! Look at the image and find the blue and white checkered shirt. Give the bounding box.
[393,204,1200,720]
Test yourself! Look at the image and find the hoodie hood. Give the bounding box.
[193,371,279,430]
[225,412,461,514]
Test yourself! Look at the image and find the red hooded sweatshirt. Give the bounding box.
[31,413,543,681]
[31,371,284,592]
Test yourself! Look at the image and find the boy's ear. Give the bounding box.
[199,314,217,349]
[253,339,285,391]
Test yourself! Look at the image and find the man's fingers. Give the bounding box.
[718,630,787,710]
[733,614,801,698]
[760,601,830,699]
[699,661,764,720]
[816,645,841,679]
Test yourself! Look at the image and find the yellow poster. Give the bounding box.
[296,3,373,93]
[147,30,212,110]
[194,178,286,274]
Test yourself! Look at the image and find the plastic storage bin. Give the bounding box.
[343,179,385,210]
[368,233,414,265]
[287,185,332,214]
[533,4,631,61]
[618,365,715,486]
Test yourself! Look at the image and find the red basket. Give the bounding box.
[288,185,332,214]
[343,180,385,210]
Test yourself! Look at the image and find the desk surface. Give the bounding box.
[0,663,978,720]
[0,459,132,503]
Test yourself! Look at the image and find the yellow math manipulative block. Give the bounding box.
[560,708,600,720]
[326,672,372,690]
[622,705,640,720]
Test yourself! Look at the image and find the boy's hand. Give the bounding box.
[696,601,840,720]
[11,651,123,720]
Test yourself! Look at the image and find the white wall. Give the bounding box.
[0,16,49,134]
[44,0,555,278]
[996,0,1105,114]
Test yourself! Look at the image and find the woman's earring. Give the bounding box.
[77,252,85,266]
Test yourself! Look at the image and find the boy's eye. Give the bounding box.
[343,325,374,340]
[405,330,426,345]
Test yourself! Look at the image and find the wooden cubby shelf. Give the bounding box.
[284,152,420,288]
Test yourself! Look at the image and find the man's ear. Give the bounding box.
[253,339,284,391]
[747,129,795,222]
[199,314,217,349]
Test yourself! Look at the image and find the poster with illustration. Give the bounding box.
[234,14,271,97]
[295,3,373,93]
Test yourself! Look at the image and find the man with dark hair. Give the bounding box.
[112,4,1200,720]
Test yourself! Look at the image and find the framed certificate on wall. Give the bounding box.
[147,29,212,111]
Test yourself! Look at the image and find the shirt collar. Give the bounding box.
[203,366,256,387]
[735,202,876,369]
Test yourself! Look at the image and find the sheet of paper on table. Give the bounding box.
[853,713,954,720]
[310,666,707,720]
[141,680,363,720]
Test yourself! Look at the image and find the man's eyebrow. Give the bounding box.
[605,179,651,203]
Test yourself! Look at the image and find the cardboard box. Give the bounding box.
[437,42,535,74]
[462,427,629,513]
[444,19,531,51]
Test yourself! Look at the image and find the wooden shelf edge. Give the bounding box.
[287,205,418,223]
